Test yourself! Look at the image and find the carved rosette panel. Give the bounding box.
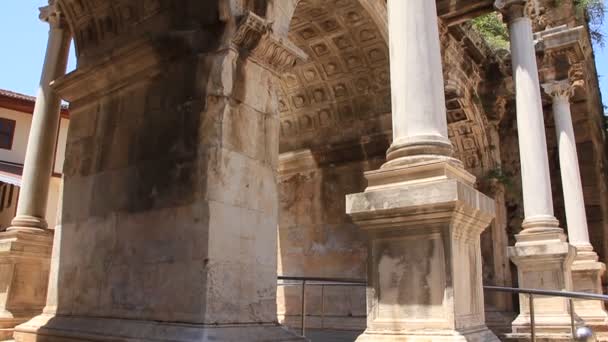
[278,0,391,149]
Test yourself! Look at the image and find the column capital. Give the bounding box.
[232,11,308,74]
[494,0,528,23]
[542,80,574,100]
[39,0,67,29]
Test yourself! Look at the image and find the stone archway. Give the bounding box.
[273,0,391,331]
[10,1,512,341]
[272,0,511,334]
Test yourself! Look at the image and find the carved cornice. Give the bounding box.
[494,0,528,23]
[542,80,574,100]
[537,25,585,54]
[232,11,308,74]
[537,25,586,87]
[251,34,308,74]
[232,11,268,51]
[39,0,67,29]
[51,38,164,104]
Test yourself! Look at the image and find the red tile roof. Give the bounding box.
[0,88,69,118]
[0,89,36,102]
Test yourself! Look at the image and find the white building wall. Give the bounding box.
[0,105,69,229]
[0,108,32,165]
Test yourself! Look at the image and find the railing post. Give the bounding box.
[569,298,576,339]
[529,294,536,342]
[301,280,306,337]
[321,284,325,330]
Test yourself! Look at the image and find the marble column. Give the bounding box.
[382,0,456,168]
[495,0,577,339]
[0,3,69,339]
[543,80,608,328]
[9,2,70,232]
[345,0,498,340]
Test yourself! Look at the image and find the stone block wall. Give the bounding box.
[277,153,385,330]
[55,33,284,327]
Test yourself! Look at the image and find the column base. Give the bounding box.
[508,230,578,340]
[355,326,500,342]
[9,215,48,231]
[0,230,52,340]
[14,314,306,342]
[382,137,460,169]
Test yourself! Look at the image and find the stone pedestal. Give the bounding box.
[572,250,608,336]
[0,231,52,340]
[508,230,578,341]
[347,161,499,342]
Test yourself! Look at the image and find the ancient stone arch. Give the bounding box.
[275,0,390,153]
[269,0,506,331]
[10,0,571,340]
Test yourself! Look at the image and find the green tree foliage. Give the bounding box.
[473,1,606,50]
[472,12,510,51]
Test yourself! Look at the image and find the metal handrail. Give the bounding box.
[278,276,366,284]
[484,285,608,301]
[484,285,605,341]
[277,276,366,337]
[277,277,602,341]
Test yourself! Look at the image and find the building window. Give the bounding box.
[0,118,15,150]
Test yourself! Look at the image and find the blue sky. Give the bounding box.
[0,1,606,112]
[0,2,76,96]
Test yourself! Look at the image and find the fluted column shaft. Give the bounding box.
[499,0,559,231]
[10,4,70,231]
[384,0,454,167]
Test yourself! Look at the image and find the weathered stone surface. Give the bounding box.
[14,315,304,342]
[346,161,498,341]
[508,230,578,340]
[0,231,52,340]
[277,151,378,330]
